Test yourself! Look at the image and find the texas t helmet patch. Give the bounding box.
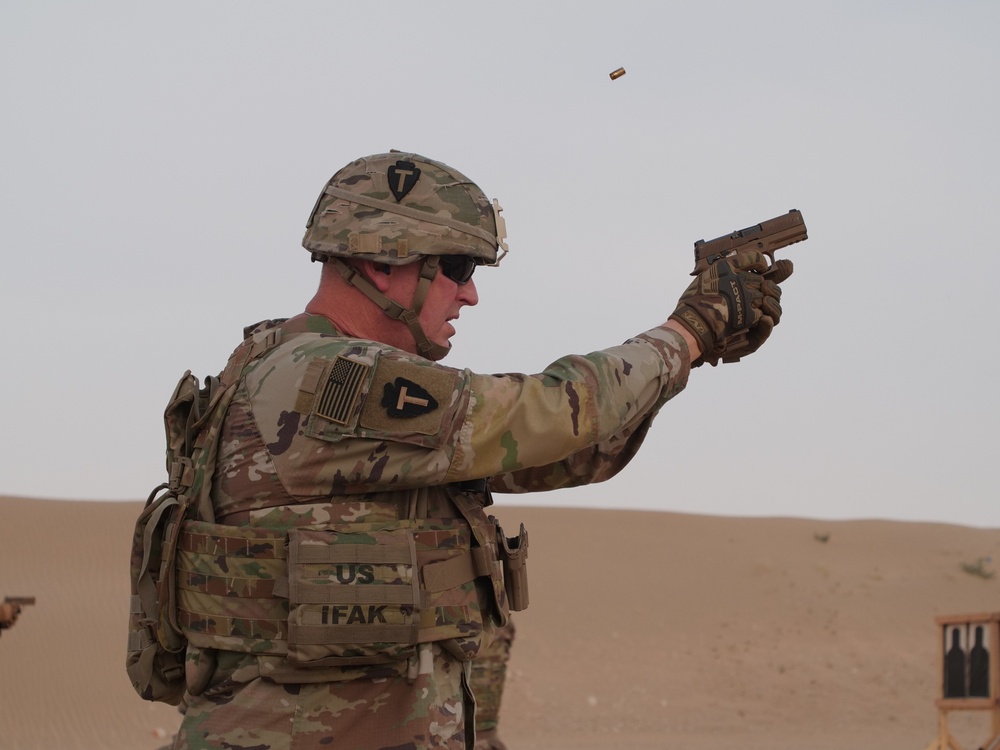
[387,160,420,202]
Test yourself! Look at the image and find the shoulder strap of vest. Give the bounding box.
[186,325,285,522]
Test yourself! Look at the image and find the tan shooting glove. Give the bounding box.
[670,252,792,367]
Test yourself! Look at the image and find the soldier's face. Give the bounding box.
[385,260,479,356]
[421,267,479,354]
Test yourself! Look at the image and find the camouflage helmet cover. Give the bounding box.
[303,151,508,266]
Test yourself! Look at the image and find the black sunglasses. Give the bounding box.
[438,255,477,285]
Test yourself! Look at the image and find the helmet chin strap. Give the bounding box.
[329,256,451,361]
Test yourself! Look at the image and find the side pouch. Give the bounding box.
[495,520,529,612]
[126,369,231,703]
[285,526,422,667]
[125,483,189,705]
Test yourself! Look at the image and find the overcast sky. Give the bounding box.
[2,1,997,528]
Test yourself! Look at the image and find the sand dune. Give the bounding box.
[1,496,998,749]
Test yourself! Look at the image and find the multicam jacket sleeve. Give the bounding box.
[212,315,690,514]
[474,326,689,492]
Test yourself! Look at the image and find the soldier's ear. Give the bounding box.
[360,261,392,292]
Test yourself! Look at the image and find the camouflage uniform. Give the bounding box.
[170,312,691,750]
[470,619,516,750]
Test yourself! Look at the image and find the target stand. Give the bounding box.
[926,613,1000,750]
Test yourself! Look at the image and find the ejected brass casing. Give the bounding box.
[609,67,626,80]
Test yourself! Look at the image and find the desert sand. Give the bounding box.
[2,495,999,750]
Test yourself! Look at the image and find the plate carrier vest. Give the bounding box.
[127,323,528,704]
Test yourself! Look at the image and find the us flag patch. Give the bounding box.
[315,357,370,424]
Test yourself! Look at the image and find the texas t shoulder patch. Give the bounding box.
[360,358,459,437]
[381,377,439,418]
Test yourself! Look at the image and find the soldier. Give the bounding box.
[0,597,34,637]
[166,151,790,749]
[0,602,19,635]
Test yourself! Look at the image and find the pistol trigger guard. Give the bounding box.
[762,256,781,277]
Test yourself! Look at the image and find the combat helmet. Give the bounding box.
[303,151,508,360]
